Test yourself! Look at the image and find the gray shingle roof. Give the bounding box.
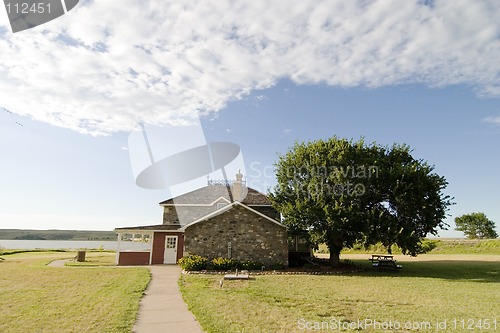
[159,185,271,206]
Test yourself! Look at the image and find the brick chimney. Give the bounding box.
[232,170,244,201]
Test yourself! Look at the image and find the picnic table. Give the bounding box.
[369,254,402,271]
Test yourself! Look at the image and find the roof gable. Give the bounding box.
[180,201,285,231]
[159,185,271,206]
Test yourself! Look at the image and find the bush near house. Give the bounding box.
[178,255,266,271]
[211,257,238,270]
[178,255,210,271]
[239,260,265,270]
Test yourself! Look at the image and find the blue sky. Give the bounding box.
[1,1,499,237]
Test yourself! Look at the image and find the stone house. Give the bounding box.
[115,171,289,267]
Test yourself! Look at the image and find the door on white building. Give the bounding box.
[163,236,178,264]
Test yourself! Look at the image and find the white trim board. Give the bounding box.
[114,229,183,233]
[160,196,233,207]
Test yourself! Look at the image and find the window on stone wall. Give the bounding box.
[288,235,297,251]
[288,234,310,252]
[297,235,309,252]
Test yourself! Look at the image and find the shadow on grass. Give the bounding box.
[348,260,500,283]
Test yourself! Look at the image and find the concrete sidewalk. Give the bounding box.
[133,265,204,333]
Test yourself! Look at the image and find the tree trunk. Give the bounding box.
[327,242,343,267]
[329,250,341,267]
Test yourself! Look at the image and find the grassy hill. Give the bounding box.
[0,229,116,241]
[423,238,500,254]
[315,238,500,255]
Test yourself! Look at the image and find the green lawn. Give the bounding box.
[64,251,117,266]
[180,257,500,333]
[0,252,150,333]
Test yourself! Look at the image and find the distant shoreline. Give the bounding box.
[0,229,116,241]
[0,239,150,251]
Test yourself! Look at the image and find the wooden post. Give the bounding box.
[77,251,86,262]
[149,232,154,265]
[116,233,122,265]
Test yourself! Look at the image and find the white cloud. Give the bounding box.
[483,115,500,124]
[0,0,499,135]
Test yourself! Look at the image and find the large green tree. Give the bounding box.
[455,212,498,239]
[365,143,453,255]
[269,137,453,266]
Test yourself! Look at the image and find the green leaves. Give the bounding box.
[269,136,454,264]
[455,213,498,239]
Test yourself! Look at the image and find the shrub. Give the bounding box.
[239,260,263,270]
[352,243,363,251]
[178,255,209,271]
[315,243,330,254]
[269,263,285,270]
[211,257,238,271]
[419,240,438,253]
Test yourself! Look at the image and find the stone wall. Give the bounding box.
[184,204,288,267]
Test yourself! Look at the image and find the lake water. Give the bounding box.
[0,239,150,251]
